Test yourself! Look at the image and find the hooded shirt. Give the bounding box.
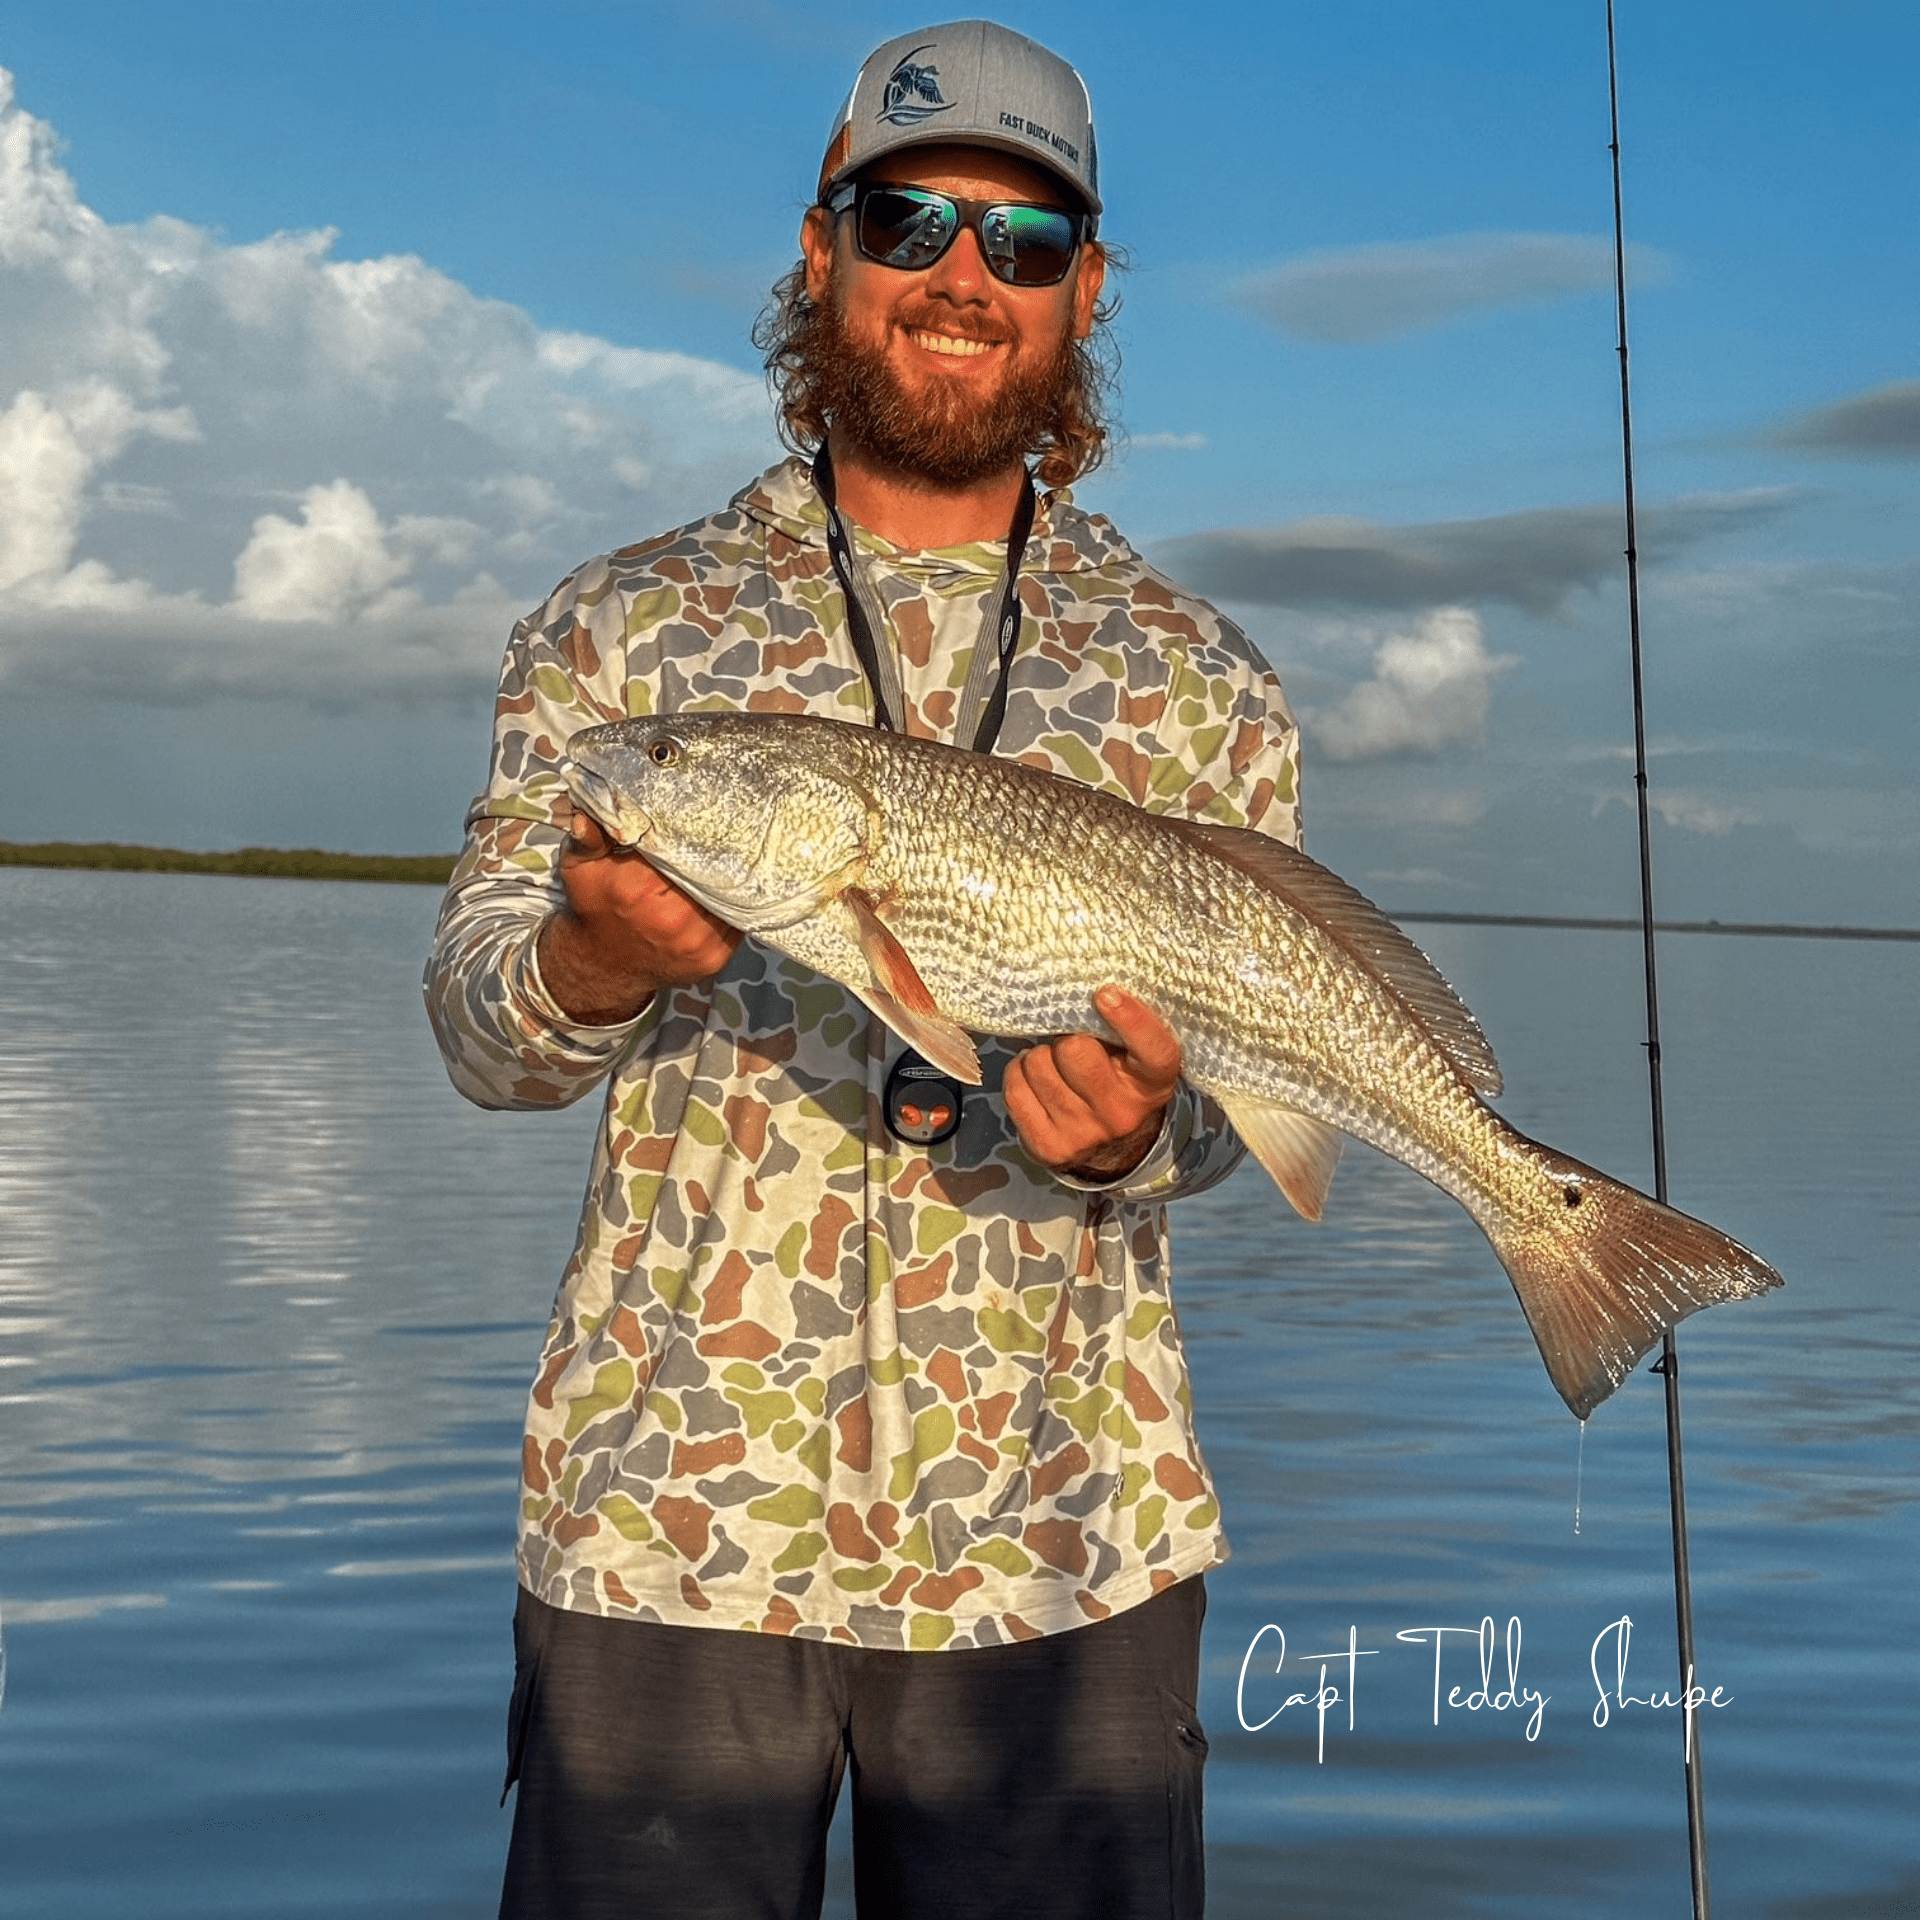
[426,457,1301,1650]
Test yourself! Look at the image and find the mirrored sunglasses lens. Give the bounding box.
[858,190,958,269]
[983,205,1080,284]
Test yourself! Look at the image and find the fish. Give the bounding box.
[561,710,1781,1419]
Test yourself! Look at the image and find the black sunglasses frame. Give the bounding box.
[823,181,1093,288]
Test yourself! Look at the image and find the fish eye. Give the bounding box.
[647,739,680,766]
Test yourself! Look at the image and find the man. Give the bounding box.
[427,20,1300,1918]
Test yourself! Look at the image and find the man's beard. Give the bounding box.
[808,285,1083,490]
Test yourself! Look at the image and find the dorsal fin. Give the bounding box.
[1172,819,1503,1098]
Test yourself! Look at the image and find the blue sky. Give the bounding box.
[1,0,1913,926]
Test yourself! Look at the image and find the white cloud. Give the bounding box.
[1594,789,1760,837]
[1129,431,1209,451]
[231,480,413,623]
[0,388,89,586]
[1653,792,1759,836]
[0,68,96,266]
[1303,607,1517,764]
[0,66,779,706]
[0,376,198,588]
[538,331,765,414]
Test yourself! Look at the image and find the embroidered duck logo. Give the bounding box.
[879,47,953,126]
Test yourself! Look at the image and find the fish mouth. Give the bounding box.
[559,758,649,847]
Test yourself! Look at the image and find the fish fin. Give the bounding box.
[1483,1145,1785,1419]
[843,887,983,1085]
[1217,1096,1345,1222]
[1174,820,1504,1098]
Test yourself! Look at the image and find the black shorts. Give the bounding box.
[498,1577,1209,1919]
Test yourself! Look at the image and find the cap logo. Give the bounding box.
[878,46,954,127]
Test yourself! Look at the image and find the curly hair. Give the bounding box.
[752,249,1123,492]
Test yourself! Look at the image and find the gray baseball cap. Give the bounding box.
[816,19,1101,220]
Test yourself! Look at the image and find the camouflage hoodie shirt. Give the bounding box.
[425,458,1301,1651]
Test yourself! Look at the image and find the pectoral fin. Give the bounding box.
[1217,1096,1345,1222]
[844,888,982,1085]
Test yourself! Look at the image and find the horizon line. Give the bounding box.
[4,840,1916,940]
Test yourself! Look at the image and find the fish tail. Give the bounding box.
[1481,1149,1783,1419]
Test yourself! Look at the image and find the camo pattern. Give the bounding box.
[426,457,1300,1650]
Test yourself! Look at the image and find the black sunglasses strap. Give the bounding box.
[812,443,1035,757]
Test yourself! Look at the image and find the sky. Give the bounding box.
[0,0,1914,927]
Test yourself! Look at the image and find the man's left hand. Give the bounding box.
[1003,986,1182,1183]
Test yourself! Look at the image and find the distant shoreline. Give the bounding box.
[1393,908,1920,943]
[4,839,1914,940]
[0,841,456,887]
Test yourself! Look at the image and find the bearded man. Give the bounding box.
[427,20,1300,1919]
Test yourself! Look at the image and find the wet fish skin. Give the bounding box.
[562,711,1782,1419]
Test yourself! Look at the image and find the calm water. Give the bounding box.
[1,867,1914,1917]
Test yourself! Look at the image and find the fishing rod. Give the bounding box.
[1604,5,1712,1914]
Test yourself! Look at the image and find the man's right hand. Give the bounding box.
[536,809,743,1024]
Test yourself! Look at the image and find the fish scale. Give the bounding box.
[562,710,1782,1418]
[860,746,1471,1148]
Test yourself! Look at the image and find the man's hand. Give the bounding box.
[1003,986,1182,1183]
[536,810,743,1024]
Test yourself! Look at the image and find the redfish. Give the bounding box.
[562,712,1781,1418]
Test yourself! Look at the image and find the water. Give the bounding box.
[1,868,1914,1916]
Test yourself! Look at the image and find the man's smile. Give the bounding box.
[905,325,1002,360]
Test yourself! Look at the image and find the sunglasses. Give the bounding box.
[824,182,1091,288]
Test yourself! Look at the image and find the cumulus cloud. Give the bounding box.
[0,67,779,706]
[1158,490,1797,615]
[1765,378,1920,458]
[0,388,90,586]
[0,380,196,588]
[1299,608,1516,764]
[1234,232,1671,344]
[232,481,416,622]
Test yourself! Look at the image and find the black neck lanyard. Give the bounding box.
[812,443,1036,756]
[812,444,1038,1146]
